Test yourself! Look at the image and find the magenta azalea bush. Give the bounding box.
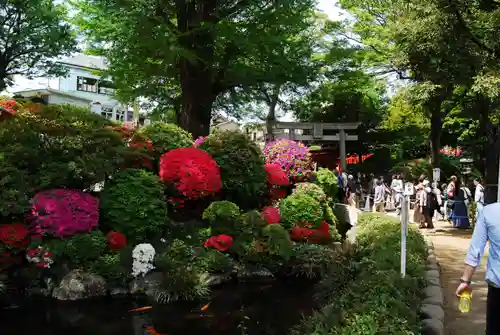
[194,136,209,147]
[30,189,99,238]
[263,139,312,177]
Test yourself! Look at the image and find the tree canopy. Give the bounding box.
[0,0,77,91]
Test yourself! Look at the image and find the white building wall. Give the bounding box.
[48,94,91,109]
[58,66,121,109]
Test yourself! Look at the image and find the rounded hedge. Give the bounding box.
[202,201,241,235]
[280,193,323,228]
[135,122,193,163]
[100,169,167,242]
[293,182,327,204]
[313,168,339,200]
[199,131,267,210]
[0,104,130,218]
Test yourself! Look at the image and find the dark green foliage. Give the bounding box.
[89,253,128,283]
[292,213,427,335]
[135,122,193,163]
[0,104,131,218]
[280,193,323,228]
[198,249,235,274]
[285,244,339,279]
[47,230,107,267]
[100,169,167,242]
[262,224,293,260]
[199,131,267,210]
[313,168,339,201]
[154,239,210,303]
[202,200,241,235]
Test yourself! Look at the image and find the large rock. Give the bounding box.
[236,265,274,282]
[52,270,107,300]
[129,271,163,297]
[421,318,444,335]
[420,304,445,321]
[423,285,444,306]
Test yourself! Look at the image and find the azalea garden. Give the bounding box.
[0,100,431,334]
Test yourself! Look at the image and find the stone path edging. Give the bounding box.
[421,236,445,335]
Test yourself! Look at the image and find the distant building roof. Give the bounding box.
[58,54,107,70]
[14,88,93,102]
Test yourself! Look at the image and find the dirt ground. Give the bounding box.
[422,220,488,335]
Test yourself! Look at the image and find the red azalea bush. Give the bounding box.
[128,136,154,169]
[265,163,289,186]
[261,206,280,224]
[290,221,332,245]
[204,234,233,252]
[0,223,29,248]
[30,189,99,238]
[269,188,288,200]
[159,147,222,200]
[107,231,127,251]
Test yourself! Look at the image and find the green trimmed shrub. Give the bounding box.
[313,168,339,201]
[286,244,338,279]
[100,169,167,242]
[202,201,241,235]
[154,239,210,303]
[135,122,193,162]
[280,193,323,228]
[292,213,427,335]
[47,230,107,267]
[199,131,267,210]
[89,253,128,283]
[0,104,131,218]
[198,249,235,274]
[293,182,327,204]
[262,224,293,260]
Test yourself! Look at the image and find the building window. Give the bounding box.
[115,110,125,122]
[77,76,98,93]
[101,107,113,120]
[98,80,116,95]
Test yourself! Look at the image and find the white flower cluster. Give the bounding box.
[131,243,156,277]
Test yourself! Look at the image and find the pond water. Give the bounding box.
[0,281,317,335]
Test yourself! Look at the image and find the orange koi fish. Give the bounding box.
[200,302,210,311]
[128,305,153,312]
[145,325,168,335]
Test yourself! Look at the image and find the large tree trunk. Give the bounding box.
[265,85,281,142]
[428,101,444,167]
[176,0,217,138]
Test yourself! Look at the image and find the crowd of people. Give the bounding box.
[335,170,485,230]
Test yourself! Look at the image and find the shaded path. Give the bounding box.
[384,210,488,334]
[424,220,488,335]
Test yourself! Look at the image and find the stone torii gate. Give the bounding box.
[272,122,361,171]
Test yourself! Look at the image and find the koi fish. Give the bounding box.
[128,305,153,312]
[200,302,210,311]
[145,325,168,335]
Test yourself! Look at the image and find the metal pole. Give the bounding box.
[401,195,408,278]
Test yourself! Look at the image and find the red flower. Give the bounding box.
[159,148,222,200]
[129,137,154,169]
[0,224,29,248]
[261,206,280,224]
[265,164,289,186]
[203,234,233,252]
[107,231,127,251]
[0,99,17,115]
[290,221,332,244]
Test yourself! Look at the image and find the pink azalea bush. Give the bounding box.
[263,139,312,177]
[30,189,99,238]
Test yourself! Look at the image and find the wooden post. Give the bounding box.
[339,129,347,171]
